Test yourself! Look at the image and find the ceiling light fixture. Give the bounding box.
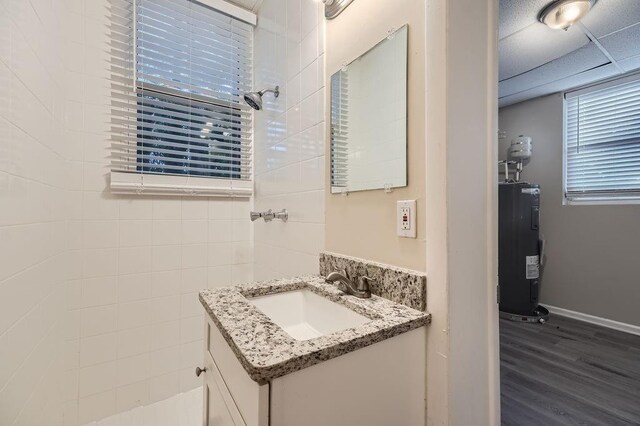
[319,0,354,20]
[539,0,595,30]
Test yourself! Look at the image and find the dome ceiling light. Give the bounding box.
[538,0,596,30]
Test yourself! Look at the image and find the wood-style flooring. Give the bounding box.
[500,315,640,426]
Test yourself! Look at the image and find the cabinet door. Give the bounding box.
[202,353,246,426]
[205,319,269,426]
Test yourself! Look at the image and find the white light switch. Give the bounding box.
[397,200,416,238]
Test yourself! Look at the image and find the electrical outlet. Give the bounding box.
[397,200,416,238]
[401,207,411,230]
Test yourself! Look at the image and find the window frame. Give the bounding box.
[562,72,640,206]
[109,0,256,197]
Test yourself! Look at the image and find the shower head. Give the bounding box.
[243,86,279,110]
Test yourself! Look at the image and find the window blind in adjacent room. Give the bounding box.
[564,74,640,202]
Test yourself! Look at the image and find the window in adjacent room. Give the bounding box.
[564,73,640,204]
[109,0,254,195]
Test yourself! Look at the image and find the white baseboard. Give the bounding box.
[542,304,640,336]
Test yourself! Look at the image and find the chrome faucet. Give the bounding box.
[325,270,372,299]
[262,209,275,221]
[249,209,288,222]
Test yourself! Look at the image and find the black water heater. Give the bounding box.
[498,182,546,321]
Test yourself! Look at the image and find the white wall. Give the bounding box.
[252,0,326,280]
[445,0,500,423]
[0,0,67,424]
[499,93,640,327]
[425,0,500,423]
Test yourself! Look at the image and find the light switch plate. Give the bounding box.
[397,200,416,238]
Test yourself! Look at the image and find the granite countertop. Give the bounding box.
[199,275,431,384]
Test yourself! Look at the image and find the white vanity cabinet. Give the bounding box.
[200,314,426,426]
[202,316,269,426]
[202,354,244,426]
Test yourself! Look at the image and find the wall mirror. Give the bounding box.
[330,25,408,194]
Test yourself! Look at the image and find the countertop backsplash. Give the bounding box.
[319,252,427,311]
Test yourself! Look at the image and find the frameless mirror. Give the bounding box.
[330,25,408,194]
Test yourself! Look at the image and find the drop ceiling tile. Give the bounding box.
[499,42,608,97]
[618,54,640,72]
[580,0,640,37]
[499,24,590,80]
[499,63,620,107]
[499,0,550,39]
[599,22,640,60]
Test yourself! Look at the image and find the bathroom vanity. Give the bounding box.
[198,275,429,426]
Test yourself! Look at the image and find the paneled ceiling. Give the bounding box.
[499,0,640,107]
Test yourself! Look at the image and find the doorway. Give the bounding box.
[497,1,640,424]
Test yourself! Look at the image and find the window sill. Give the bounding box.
[564,196,640,206]
[110,172,253,198]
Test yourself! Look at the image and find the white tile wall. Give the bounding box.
[60,2,254,422]
[0,0,68,425]
[253,0,326,280]
[2,0,326,423]
[2,0,255,424]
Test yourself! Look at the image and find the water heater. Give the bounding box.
[498,182,548,323]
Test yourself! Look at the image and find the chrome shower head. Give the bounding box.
[243,86,279,110]
[243,92,263,110]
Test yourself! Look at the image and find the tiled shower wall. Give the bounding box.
[0,0,68,424]
[253,0,326,280]
[61,1,253,424]
[1,0,325,423]
[2,0,254,424]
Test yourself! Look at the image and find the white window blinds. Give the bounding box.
[109,0,253,193]
[565,74,640,202]
[330,71,349,190]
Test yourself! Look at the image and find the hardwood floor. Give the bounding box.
[500,315,640,426]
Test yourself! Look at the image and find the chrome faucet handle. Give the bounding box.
[263,209,275,222]
[273,209,288,222]
[357,276,374,292]
[249,211,262,221]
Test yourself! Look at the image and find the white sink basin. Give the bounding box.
[247,289,370,341]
